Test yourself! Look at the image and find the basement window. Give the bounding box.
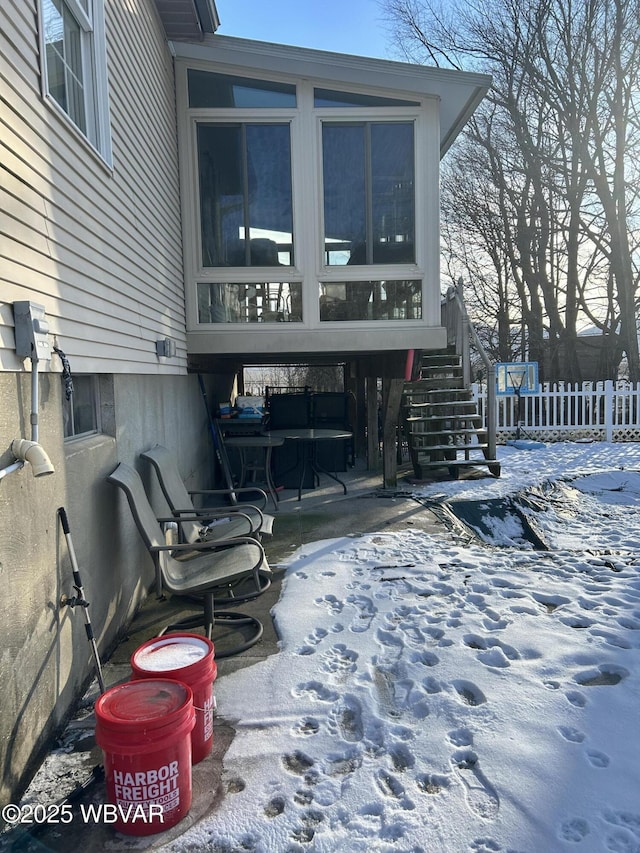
[62,374,101,439]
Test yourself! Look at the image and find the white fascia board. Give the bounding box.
[171,34,491,155]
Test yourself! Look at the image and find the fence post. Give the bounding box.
[604,380,613,442]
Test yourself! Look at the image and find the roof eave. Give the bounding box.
[171,34,491,155]
[154,0,219,42]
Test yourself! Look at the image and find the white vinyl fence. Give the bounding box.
[474,380,640,443]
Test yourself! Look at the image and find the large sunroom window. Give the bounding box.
[322,122,415,266]
[197,123,294,268]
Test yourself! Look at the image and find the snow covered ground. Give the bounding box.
[157,441,640,853]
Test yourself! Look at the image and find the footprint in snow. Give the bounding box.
[602,808,640,837]
[314,594,344,614]
[469,839,503,853]
[371,666,404,719]
[416,773,450,795]
[409,649,440,668]
[464,634,520,666]
[292,681,339,703]
[374,768,415,810]
[585,749,610,768]
[558,725,586,743]
[448,727,474,747]
[347,594,377,633]
[320,643,358,678]
[558,817,590,842]
[451,749,499,821]
[282,750,315,775]
[388,741,415,772]
[295,627,328,656]
[452,679,487,706]
[565,690,587,708]
[574,664,629,687]
[327,693,364,743]
[291,717,320,737]
[264,796,286,818]
[588,628,632,649]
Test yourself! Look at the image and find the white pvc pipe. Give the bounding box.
[0,460,25,480]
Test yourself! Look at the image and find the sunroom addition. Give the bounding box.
[173,36,490,361]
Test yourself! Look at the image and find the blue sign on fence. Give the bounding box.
[496,362,539,396]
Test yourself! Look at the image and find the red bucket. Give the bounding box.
[130,633,217,764]
[94,679,195,835]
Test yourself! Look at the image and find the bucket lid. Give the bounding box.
[131,633,214,675]
[96,679,192,727]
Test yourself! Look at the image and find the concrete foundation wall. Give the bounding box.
[0,370,219,808]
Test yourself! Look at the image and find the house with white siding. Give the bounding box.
[0,0,489,807]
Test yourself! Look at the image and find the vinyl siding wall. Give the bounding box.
[0,0,220,809]
[1,0,186,373]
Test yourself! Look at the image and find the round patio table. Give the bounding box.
[268,428,353,501]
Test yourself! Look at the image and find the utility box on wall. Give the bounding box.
[13,301,51,362]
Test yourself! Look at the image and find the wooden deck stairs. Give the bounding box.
[403,348,501,480]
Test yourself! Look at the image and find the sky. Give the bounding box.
[149,440,640,852]
[214,0,397,60]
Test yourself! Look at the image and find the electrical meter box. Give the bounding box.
[13,301,51,362]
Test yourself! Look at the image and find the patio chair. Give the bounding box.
[108,462,271,655]
[141,444,274,539]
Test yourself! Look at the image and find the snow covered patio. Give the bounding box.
[6,442,640,852]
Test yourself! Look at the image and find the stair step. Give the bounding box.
[415,458,501,477]
[413,442,489,452]
[418,366,463,377]
[406,390,473,403]
[407,414,483,424]
[410,427,487,437]
[405,377,466,392]
[420,352,461,364]
[407,399,475,411]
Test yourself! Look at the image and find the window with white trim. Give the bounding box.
[39,0,112,163]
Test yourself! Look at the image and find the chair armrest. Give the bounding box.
[149,535,265,555]
[156,512,253,526]
[188,486,268,510]
[165,508,254,519]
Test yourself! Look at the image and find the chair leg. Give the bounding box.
[159,592,264,658]
[204,592,215,640]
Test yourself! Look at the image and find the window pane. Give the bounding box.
[42,0,87,133]
[322,124,366,265]
[197,282,303,323]
[62,374,99,438]
[371,123,414,260]
[42,0,66,108]
[314,88,420,108]
[198,123,294,267]
[319,280,421,321]
[45,42,67,110]
[64,12,86,131]
[188,70,296,108]
[322,122,415,265]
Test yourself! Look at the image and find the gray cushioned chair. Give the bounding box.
[141,444,274,539]
[108,462,271,655]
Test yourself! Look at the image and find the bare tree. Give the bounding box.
[384,0,640,381]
